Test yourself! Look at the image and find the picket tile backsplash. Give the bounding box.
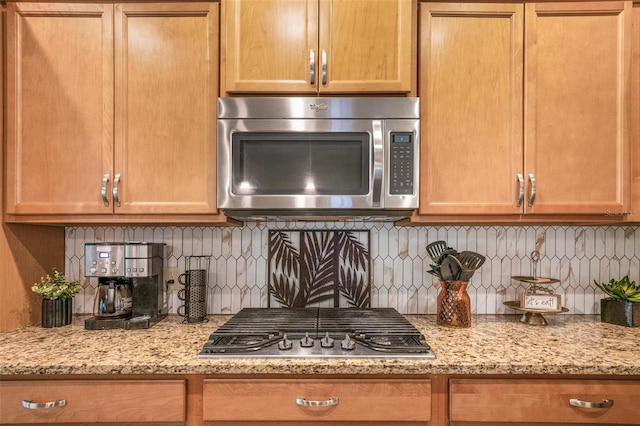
[65,222,639,315]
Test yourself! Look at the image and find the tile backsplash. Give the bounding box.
[65,222,639,315]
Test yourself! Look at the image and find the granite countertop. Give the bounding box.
[1,314,639,376]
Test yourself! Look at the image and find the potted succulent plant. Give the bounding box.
[594,276,640,327]
[32,268,81,328]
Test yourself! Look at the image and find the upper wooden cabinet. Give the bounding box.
[5,2,230,224]
[416,1,631,221]
[221,0,416,95]
[629,1,640,221]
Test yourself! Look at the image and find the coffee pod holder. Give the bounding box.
[178,255,211,324]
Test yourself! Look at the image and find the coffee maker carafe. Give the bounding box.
[84,242,167,330]
[93,278,132,318]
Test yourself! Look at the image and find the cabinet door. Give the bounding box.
[221,0,318,94]
[524,1,631,215]
[418,3,524,215]
[114,2,219,215]
[5,2,114,215]
[319,0,415,93]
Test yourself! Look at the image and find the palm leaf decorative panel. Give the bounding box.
[268,230,371,308]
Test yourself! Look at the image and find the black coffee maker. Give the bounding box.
[84,242,167,330]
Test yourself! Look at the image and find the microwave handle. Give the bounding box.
[372,120,383,207]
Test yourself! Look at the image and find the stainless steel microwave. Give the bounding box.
[217,97,419,219]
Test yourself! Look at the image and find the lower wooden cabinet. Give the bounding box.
[449,378,640,425]
[0,379,186,424]
[203,378,431,423]
[3,375,640,425]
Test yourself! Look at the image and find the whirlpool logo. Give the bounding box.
[309,103,328,112]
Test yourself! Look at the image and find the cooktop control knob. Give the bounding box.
[300,332,314,348]
[278,334,293,351]
[340,334,356,351]
[320,332,335,348]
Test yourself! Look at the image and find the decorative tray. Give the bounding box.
[503,300,567,314]
[510,276,560,284]
[504,301,568,326]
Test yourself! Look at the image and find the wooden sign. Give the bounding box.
[521,294,562,312]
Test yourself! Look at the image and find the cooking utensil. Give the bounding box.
[427,269,442,280]
[440,255,463,281]
[426,241,449,262]
[456,251,486,280]
[437,248,458,265]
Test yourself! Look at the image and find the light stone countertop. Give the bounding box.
[1,314,639,376]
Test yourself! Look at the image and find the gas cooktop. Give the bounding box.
[197,308,435,359]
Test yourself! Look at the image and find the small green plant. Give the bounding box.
[31,269,81,300]
[594,276,640,303]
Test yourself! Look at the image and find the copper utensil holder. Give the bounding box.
[437,280,471,328]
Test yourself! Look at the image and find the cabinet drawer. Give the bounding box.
[0,379,185,424]
[450,378,640,424]
[203,379,431,422]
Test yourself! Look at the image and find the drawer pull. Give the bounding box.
[22,399,67,409]
[296,397,339,407]
[569,398,614,409]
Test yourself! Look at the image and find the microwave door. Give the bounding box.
[218,119,382,211]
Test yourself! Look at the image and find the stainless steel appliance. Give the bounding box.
[197,308,435,359]
[217,97,419,220]
[84,242,167,330]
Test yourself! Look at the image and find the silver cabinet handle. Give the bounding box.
[112,173,122,207]
[527,173,536,207]
[101,173,110,206]
[321,50,327,85]
[569,398,613,409]
[22,399,67,409]
[309,49,316,85]
[296,397,339,407]
[516,173,524,207]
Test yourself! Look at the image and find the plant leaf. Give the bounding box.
[296,231,337,307]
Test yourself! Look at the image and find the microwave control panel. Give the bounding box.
[389,133,414,195]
